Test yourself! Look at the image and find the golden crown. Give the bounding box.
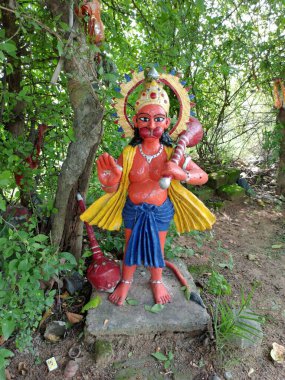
[135,80,170,114]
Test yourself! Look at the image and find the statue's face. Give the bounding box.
[133,104,170,140]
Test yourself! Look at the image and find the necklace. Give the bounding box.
[138,144,163,164]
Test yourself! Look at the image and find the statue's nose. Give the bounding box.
[149,118,156,129]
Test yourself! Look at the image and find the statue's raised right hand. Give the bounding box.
[97,153,122,188]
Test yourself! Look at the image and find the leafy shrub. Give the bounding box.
[207,271,232,296]
[0,217,77,350]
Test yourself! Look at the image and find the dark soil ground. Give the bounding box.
[5,183,285,379]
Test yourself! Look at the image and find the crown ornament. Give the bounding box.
[114,67,191,140]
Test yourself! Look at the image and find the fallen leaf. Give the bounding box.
[126,298,139,306]
[81,295,102,312]
[271,244,283,249]
[144,304,165,313]
[39,308,53,328]
[60,291,70,299]
[151,352,168,361]
[66,312,83,324]
[18,362,28,375]
[257,199,265,207]
[248,368,255,377]
[5,369,12,380]
[270,342,285,363]
[103,319,109,327]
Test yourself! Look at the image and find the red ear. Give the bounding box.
[164,117,171,130]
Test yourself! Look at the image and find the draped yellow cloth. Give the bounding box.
[80,145,216,232]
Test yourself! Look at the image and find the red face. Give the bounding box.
[133,104,170,140]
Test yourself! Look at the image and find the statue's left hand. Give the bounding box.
[161,161,187,181]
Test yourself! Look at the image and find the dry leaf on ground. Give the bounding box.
[66,312,83,324]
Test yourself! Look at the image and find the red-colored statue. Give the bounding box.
[75,0,104,45]
[81,68,216,306]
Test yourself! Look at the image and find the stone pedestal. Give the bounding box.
[85,260,210,342]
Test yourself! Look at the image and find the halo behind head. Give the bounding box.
[114,68,191,140]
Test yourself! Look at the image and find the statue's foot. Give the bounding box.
[108,279,132,306]
[150,280,171,304]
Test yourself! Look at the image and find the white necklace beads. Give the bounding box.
[138,144,163,164]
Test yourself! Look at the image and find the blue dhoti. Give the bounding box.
[122,197,174,268]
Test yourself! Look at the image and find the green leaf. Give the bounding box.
[151,352,168,361]
[59,252,77,266]
[168,351,174,361]
[0,195,6,212]
[181,286,190,301]
[144,304,165,313]
[126,298,139,306]
[33,234,48,243]
[81,295,102,312]
[18,259,31,271]
[195,0,205,13]
[164,360,171,369]
[57,40,64,56]
[0,171,12,187]
[271,244,283,249]
[1,319,15,340]
[0,41,17,57]
[0,348,14,359]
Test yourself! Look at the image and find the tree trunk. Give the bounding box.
[45,1,104,257]
[276,107,285,195]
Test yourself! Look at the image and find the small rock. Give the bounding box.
[202,337,210,347]
[64,360,79,379]
[64,272,84,295]
[44,321,66,342]
[270,342,285,363]
[208,375,221,380]
[224,371,233,380]
[247,254,257,261]
[94,339,113,366]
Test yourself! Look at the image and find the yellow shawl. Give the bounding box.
[80,145,216,232]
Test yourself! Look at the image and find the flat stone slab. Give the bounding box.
[85,260,210,340]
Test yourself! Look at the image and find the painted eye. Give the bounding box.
[138,117,149,122]
[154,117,165,122]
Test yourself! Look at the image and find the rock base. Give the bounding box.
[85,259,210,342]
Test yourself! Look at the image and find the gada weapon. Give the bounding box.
[77,193,120,292]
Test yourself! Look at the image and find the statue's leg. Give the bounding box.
[108,228,136,306]
[149,231,172,304]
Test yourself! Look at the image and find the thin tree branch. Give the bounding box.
[0,4,63,42]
